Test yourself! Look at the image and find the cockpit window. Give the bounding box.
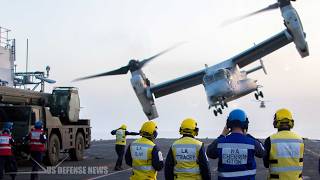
[204,74,214,83]
[214,69,231,80]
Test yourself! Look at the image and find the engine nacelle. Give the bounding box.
[130,73,158,120]
[281,5,309,58]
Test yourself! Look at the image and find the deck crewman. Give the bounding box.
[125,121,164,180]
[111,124,139,171]
[263,108,304,180]
[0,122,17,180]
[26,120,47,180]
[165,118,211,180]
[207,109,265,180]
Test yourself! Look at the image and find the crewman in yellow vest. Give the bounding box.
[111,124,139,171]
[125,121,164,180]
[165,118,211,180]
[263,108,304,180]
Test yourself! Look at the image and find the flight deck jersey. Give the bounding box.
[115,129,126,145]
[130,137,157,180]
[0,133,12,156]
[172,137,203,180]
[30,129,46,152]
[217,133,256,180]
[269,131,304,180]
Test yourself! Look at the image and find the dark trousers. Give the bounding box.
[115,145,125,168]
[30,151,43,180]
[0,156,17,180]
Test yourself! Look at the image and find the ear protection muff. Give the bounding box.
[243,119,249,130]
[153,125,158,139]
[273,114,294,129]
[194,127,199,136]
[140,129,158,139]
[153,130,158,139]
[273,114,277,128]
[226,117,249,130]
[179,127,199,136]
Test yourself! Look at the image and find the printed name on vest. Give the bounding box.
[222,148,248,165]
[132,144,149,160]
[275,143,301,158]
[0,136,10,144]
[175,147,197,161]
[31,132,41,140]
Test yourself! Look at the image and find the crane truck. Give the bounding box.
[0,86,91,165]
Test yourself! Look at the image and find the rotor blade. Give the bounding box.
[221,3,279,26]
[43,79,56,84]
[140,42,185,68]
[73,65,129,82]
[35,76,56,84]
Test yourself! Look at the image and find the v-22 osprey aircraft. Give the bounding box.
[75,0,309,119]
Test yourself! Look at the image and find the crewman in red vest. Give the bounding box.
[26,120,47,180]
[0,122,17,180]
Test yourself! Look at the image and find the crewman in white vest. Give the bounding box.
[263,108,304,180]
[111,124,139,171]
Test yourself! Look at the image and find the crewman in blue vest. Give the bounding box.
[207,109,265,180]
[125,121,164,180]
[165,118,211,180]
[263,108,304,179]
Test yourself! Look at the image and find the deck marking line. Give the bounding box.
[305,148,320,157]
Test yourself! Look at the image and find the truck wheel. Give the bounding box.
[70,133,84,161]
[47,134,60,165]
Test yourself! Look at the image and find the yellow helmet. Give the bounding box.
[179,118,199,136]
[140,121,158,139]
[120,124,127,130]
[273,108,294,129]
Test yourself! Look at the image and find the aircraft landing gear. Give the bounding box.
[220,102,228,109]
[212,97,228,116]
[224,101,228,108]
[254,90,264,100]
[213,107,223,116]
[213,100,228,116]
[213,109,218,116]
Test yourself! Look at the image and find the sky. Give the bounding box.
[1,0,320,140]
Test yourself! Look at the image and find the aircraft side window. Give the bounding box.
[204,75,214,83]
[227,72,231,79]
[214,70,226,80]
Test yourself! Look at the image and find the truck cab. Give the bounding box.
[0,86,91,165]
